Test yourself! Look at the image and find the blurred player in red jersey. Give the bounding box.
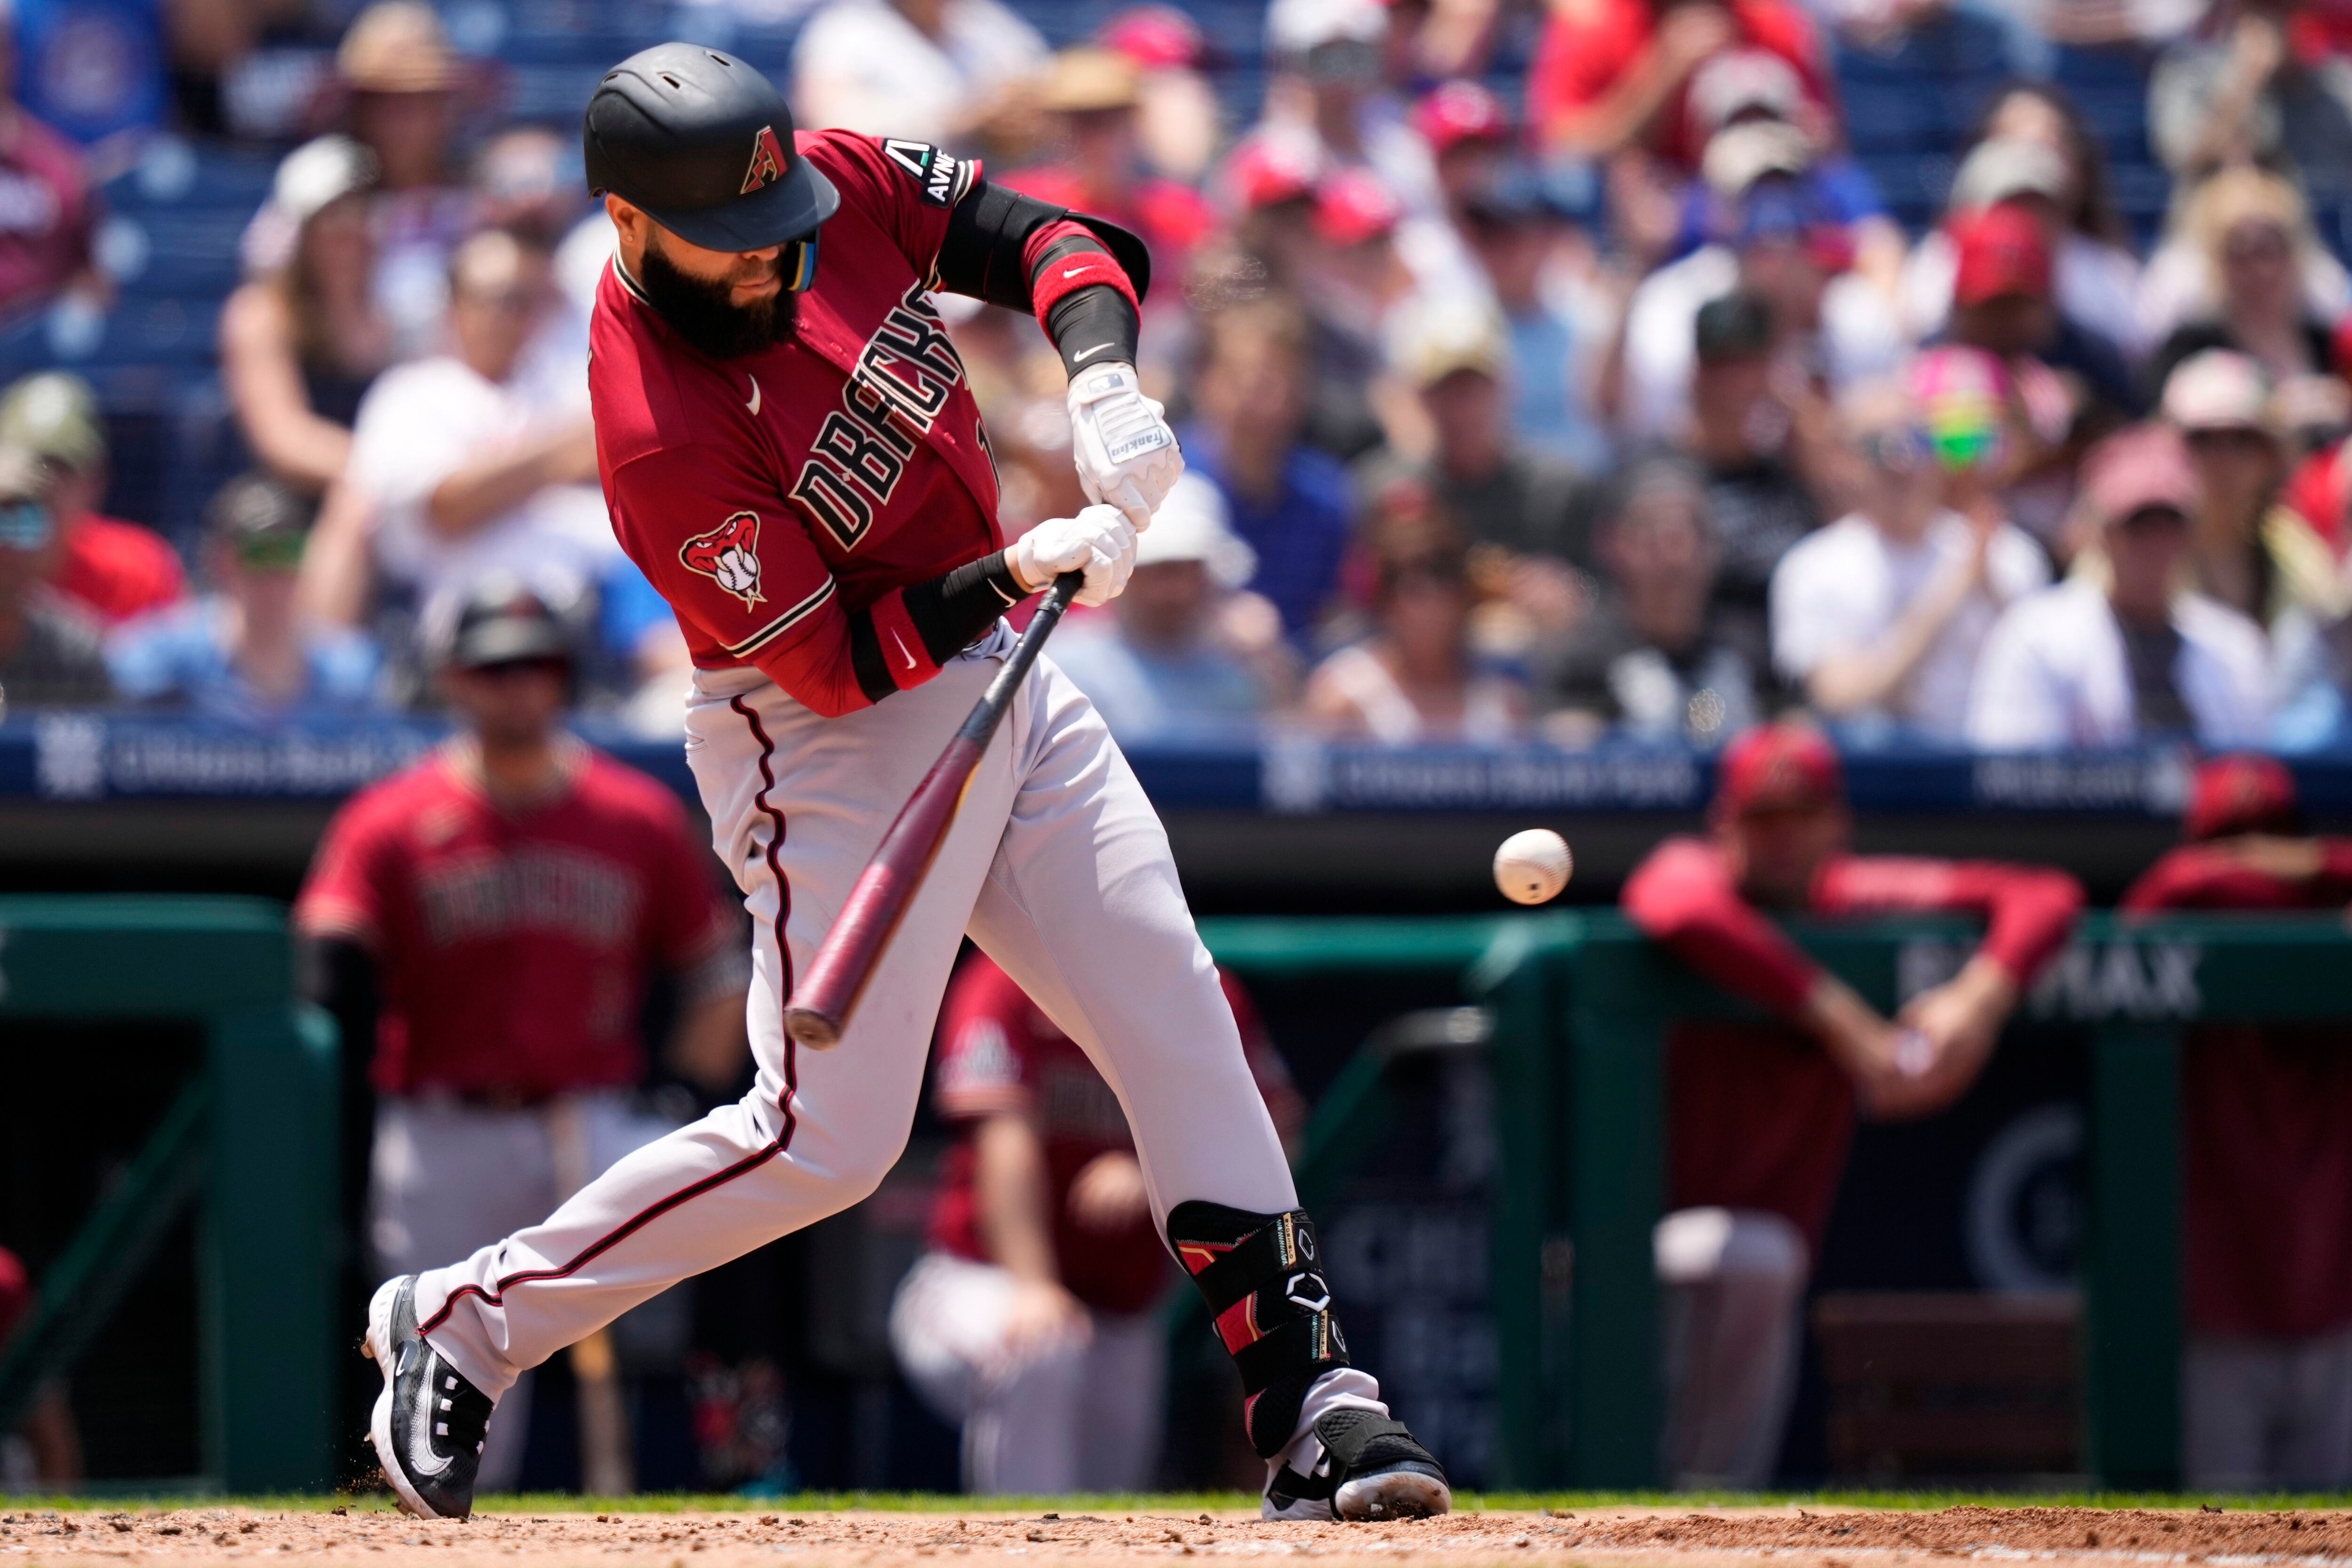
[1621,721,2082,1486]
[891,953,1304,1494]
[297,579,749,1491]
[2121,754,2352,1490]
[0,1245,80,1487]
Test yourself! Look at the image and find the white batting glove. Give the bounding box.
[1015,504,1138,608]
[1067,362,1182,533]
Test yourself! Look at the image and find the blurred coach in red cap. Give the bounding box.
[2122,754,2352,1490]
[1621,720,2082,1485]
[1968,424,2274,751]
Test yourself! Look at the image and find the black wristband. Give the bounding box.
[905,550,1027,662]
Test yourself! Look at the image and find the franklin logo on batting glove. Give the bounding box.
[680,511,766,606]
[1067,364,1180,531]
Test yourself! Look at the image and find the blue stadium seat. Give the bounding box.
[1843,83,1942,152]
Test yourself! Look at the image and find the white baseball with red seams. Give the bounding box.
[409,627,1385,1459]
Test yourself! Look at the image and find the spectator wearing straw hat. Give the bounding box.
[0,372,182,628]
[1969,423,2273,749]
[2122,754,2352,1491]
[1004,47,1217,272]
[329,2,477,360]
[1045,472,1286,739]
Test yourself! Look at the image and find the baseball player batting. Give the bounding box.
[363,43,1448,1523]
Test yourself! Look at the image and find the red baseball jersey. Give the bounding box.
[589,130,1005,719]
[295,743,733,1100]
[2122,841,2352,1338]
[925,953,1304,1315]
[1622,839,2082,1242]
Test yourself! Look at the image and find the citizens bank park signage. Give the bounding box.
[4,719,2352,817]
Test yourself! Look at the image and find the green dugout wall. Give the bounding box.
[1200,909,2352,1492]
[0,896,338,1491]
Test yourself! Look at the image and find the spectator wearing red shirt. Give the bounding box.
[295,580,748,1492]
[1622,722,2082,1485]
[0,373,183,627]
[1529,0,1832,170]
[893,951,1304,1495]
[2120,754,2352,1490]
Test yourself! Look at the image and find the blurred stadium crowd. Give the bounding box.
[0,0,2345,749]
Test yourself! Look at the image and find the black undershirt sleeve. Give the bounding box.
[844,552,1032,707]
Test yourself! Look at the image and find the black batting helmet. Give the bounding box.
[584,44,840,254]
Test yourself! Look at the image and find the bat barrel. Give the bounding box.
[780,573,1083,1052]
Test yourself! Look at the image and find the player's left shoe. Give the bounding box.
[1262,1408,1453,1521]
[363,1275,492,1519]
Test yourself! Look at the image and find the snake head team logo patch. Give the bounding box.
[741,125,787,195]
[681,511,766,607]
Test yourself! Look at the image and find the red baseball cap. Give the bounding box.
[1228,137,1319,212]
[1412,79,1511,155]
[1313,167,1401,245]
[2084,421,2199,525]
[2185,753,2301,842]
[1951,201,2051,306]
[1714,722,1845,817]
[1099,5,1204,69]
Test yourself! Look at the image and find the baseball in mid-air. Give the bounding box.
[1494,828,1573,905]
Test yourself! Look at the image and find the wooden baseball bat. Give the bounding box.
[782,571,1083,1050]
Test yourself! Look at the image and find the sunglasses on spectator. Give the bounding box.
[1857,425,1934,473]
[0,499,55,551]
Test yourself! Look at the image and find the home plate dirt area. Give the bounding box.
[5,1505,2352,1568]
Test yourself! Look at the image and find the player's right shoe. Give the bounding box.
[1262,1407,1453,1521]
[363,1275,492,1520]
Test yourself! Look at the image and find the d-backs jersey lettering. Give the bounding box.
[589,130,997,717]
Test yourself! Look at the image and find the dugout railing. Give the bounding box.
[0,896,339,1491]
[1200,910,2352,1492]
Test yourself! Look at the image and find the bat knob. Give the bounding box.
[783,1007,843,1050]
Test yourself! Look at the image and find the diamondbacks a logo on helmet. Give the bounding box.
[681,511,766,606]
[741,126,787,195]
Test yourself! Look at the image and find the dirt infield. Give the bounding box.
[5,1505,2352,1568]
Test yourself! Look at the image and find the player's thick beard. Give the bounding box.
[637,241,797,360]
